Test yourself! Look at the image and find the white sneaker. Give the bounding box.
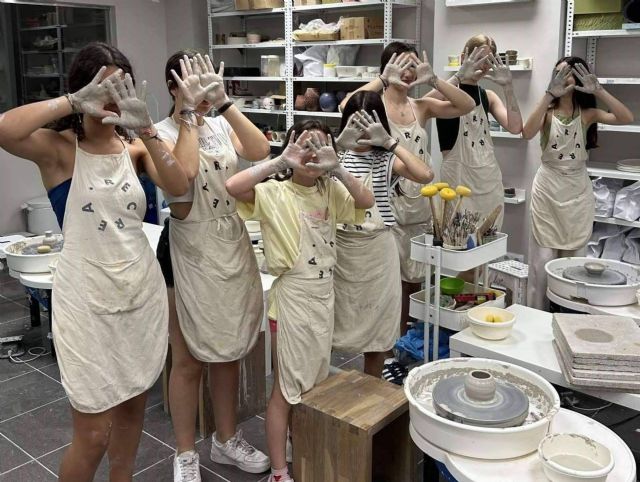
[173,450,201,482]
[210,429,270,474]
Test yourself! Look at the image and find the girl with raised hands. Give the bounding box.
[154,51,271,481]
[428,34,523,231]
[339,43,474,355]
[0,42,188,481]
[226,121,374,482]
[333,91,434,378]
[523,57,634,310]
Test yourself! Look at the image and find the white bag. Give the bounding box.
[592,177,623,217]
[622,228,640,265]
[327,45,360,66]
[294,45,329,77]
[587,223,622,259]
[601,228,630,261]
[613,180,640,221]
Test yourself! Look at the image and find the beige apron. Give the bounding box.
[334,167,401,353]
[52,139,168,413]
[531,111,592,249]
[528,111,592,311]
[274,184,335,404]
[384,95,431,282]
[441,87,504,230]
[169,132,262,362]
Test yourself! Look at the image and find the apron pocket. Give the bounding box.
[303,289,332,337]
[82,251,153,315]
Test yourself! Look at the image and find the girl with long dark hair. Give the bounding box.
[154,51,271,481]
[333,91,433,377]
[226,121,374,482]
[523,56,633,310]
[0,42,189,481]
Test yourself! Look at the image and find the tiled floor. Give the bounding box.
[0,268,370,481]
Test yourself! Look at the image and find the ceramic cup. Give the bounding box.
[262,97,275,111]
[448,54,460,66]
[464,370,496,402]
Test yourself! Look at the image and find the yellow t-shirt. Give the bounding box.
[237,176,365,319]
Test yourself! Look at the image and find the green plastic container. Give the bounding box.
[440,277,465,296]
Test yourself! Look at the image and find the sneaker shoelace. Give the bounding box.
[177,455,199,481]
[231,430,256,455]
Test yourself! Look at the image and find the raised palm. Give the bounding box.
[281,130,312,169]
[547,65,573,98]
[69,66,121,118]
[307,132,339,172]
[380,52,414,88]
[409,51,437,88]
[485,54,512,86]
[354,110,394,148]
[336,114,364,150]
[103,74,152,130]
[196,54,228,109]
[572,63,601,94]
[456,47,489,83]
[171,55,216,110]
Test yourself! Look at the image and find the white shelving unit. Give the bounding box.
[444,61,532,72]
[410,233,508,361]
[490,129,521,139]
[565,0,640,232]
[208,0,421,138]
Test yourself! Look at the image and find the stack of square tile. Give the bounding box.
[552,313,640,392]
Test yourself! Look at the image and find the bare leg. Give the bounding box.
[363,351,387,377]
[265,332,291,471]
[58,406,112,482]
[400,281,421,336]
[168,287,204,453]
[107,392,148,481]
[208,360,239,443]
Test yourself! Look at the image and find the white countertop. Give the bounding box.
[449,304,640,411]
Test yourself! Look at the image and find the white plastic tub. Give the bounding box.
[538,433,614,482]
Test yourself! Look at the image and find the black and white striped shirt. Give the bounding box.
[341,149,397,226]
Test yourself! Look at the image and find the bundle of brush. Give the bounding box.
[476,204,503,245]
[442,210,481,249]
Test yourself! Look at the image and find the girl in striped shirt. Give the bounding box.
[333,91,433,377]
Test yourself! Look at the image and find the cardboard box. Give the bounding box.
[322,0,342,3]
[293,30,340,41]
[234,0,251,10]
[251,0,284,8]
[294,0,321,5]
[574,0,622,14]
[340,16,383,40]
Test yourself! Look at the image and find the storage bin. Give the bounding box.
[339,16,383,40]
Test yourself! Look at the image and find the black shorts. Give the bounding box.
[157,217,174,288]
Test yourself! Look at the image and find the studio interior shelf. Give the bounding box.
[587,162,640,182]
[504,188,526,205]
[208,0,421,140]
[490,129,522,139]
[598,124,640,133]
[572,29,640,38]
[594,216,640,229]
[445,0,531,6]
[444,60,532,72]
[598,78,640,85]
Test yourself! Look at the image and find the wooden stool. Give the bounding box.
[292,370,418,482]
[162,331,267,439]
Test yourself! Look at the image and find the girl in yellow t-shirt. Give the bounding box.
[226,120,374,482]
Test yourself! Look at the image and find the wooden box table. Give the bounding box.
[292,370,417,482]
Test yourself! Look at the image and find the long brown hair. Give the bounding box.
[51,42,133,142]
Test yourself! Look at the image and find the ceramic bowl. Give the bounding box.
[336,66,357,78]
[538,433,614,482]
[467,306,515,340]
[440,277,465,295]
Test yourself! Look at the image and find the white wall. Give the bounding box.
[0,0,170,234]
[430,0,565,259]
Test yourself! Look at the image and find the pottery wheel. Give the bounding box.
[563,266,626,285]
[432,375,529,428]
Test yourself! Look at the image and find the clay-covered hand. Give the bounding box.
[354,110,395,149]
[455,47,489,83]
[306,132,339,172]
[67,65,120,118]
[170,55,218,111]
[278,130,313,170]
[102,74,153,132]
[335,113,364,150]
[572,63,602,94]
[196,54,228,109]
[380,52,414,88]
[409,50,438,89]
[484,53,512,86]
[546,64,574,98]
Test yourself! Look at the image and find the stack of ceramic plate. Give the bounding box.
[616,159,640,172]
[552,313,640,392]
